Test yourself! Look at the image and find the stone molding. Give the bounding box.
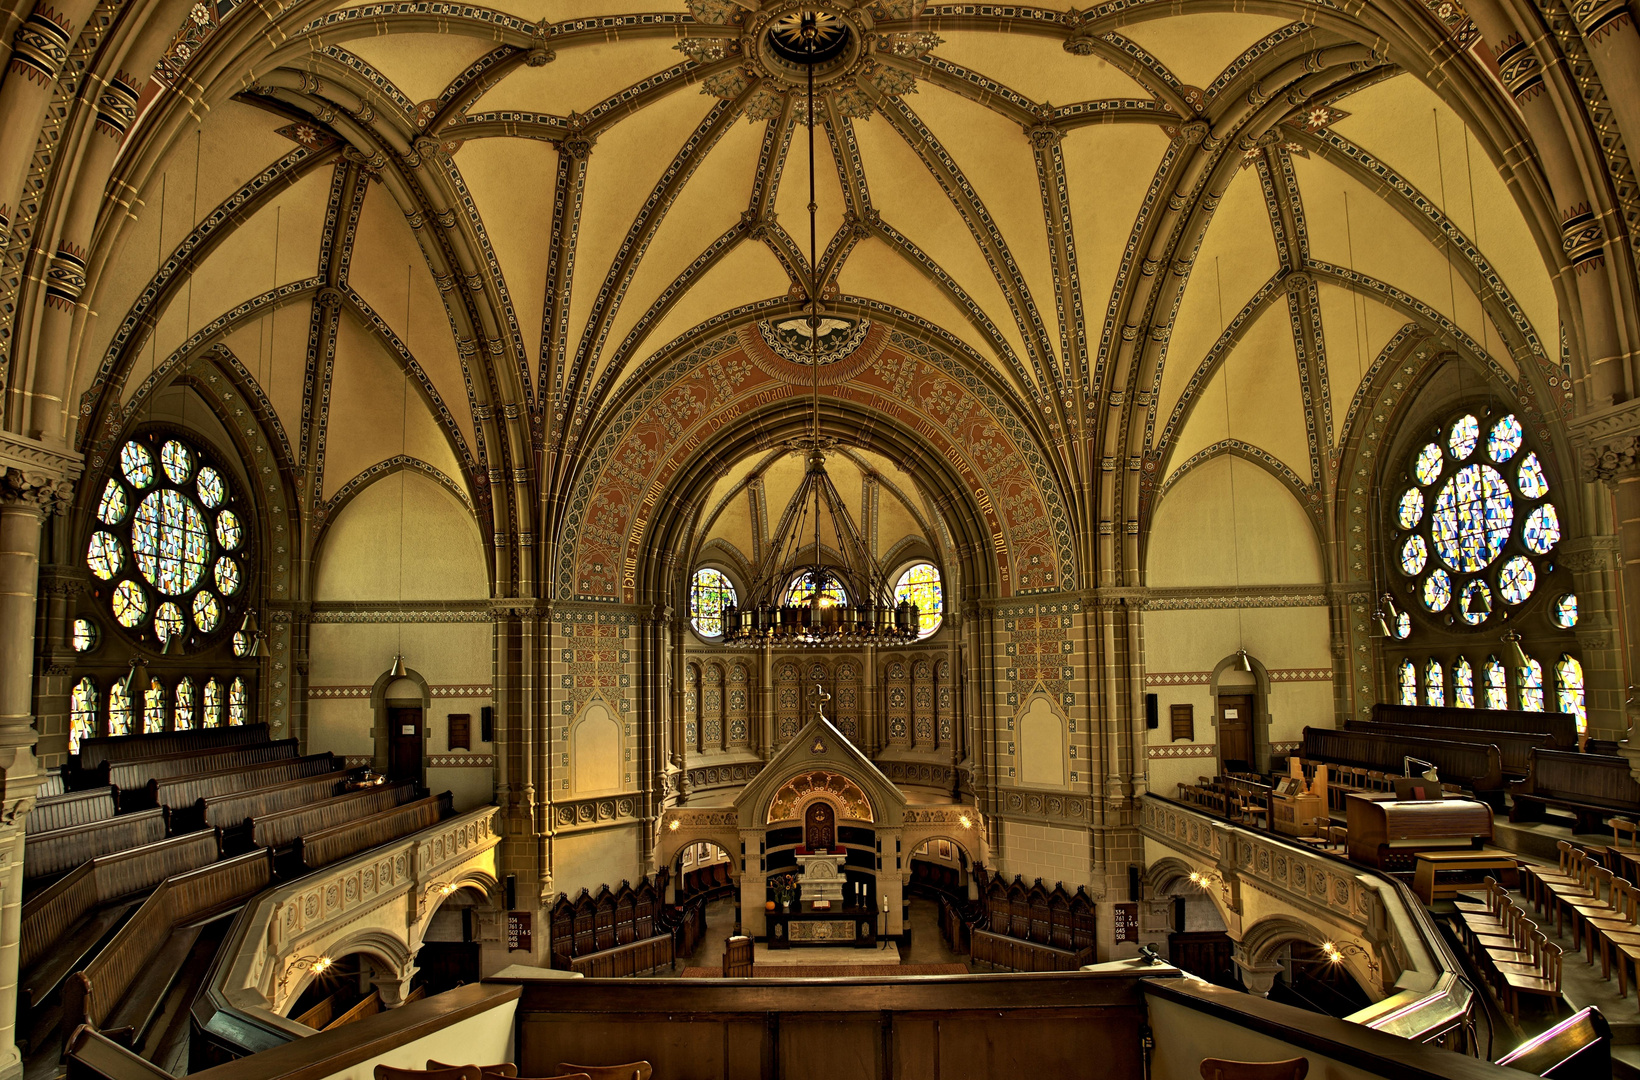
[552,794,641,831]
[0,433,81,514]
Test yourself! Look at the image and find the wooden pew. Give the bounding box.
[25,810,166,882]
[1371,703,1577,747]
[1510,748,1640,832]
[1300,726,1505,801]
[199,769,350,836]
[38,769,65,799]
[294,793,449,870]
[28,787,115,834]
[101,740,301,810]
[73,724,270,770]
[1493,1005,1610,1079]
[20,831,219,1009]
[970,928,1093,972]
[151,753,339,832]
[61,848,273,1048]
[1343,718,1554,779]
[248,781,420,852]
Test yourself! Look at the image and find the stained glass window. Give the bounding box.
[108,679,132,736]
[228,678,247,725]
[1399,660,1417,706]
[97,479,128,524]
[784,571,849,608]
[1556,655,1586,733]
[689,568,736,638]
[1517,453,1549,499]
[1489,414,1523,462]
[894,563,944,638]
[1430,465,1513,571]
[175,677,196,731]
[160,440,192,484]
[112,580,147,627]
[70,678,97,754]
[1454,657,1475,708]
[1395,611,1411,639]
[1484,656,1509,710]
[1414,442,1443,486]
[1422,568,1452,611]
[1519,657,1545,712]
[1400,535,1428,575]
[1397,488,1425,529]
[1523,504,1560,554]
[1552,593,1579,629]
[1499,555,1536,604]
[1425,659,1445,706]
[203,678,222,727]
[1458,580,1492,625]
[87,532,122,580]
[88,435,245,649]
[233,630,250,657]
[1449,414,1480,460]
[72,618,97,652]
[120,440,154,488]
[143,678,165,734]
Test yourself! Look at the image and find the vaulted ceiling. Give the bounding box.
[53,0,1572,595]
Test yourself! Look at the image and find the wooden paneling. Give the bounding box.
[249,782,418,851]
[29,786,115,833]
[75,725,270,769]
[1372,704,1576,747]
[1301,727,1504,794]
[295,793,445,869]
[199,770,350,831]
[25,809,166,880]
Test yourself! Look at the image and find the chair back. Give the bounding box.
[1542,942,1563,989]
[1199,1058,1309,1080]
[1557,840,1575,873]
[556,1063,653,1080]
[430,1062,516,1077]
[1612,818,1637,851]
[376,1067,481,1080]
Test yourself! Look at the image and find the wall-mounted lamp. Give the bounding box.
[958,814,973,830]
[277,954,333,993]
[1187,868,1232,904]
[1321,939,1381,979]
[667,818,681,831]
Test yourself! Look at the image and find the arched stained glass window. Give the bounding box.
[1399,660,1417,706]
[1484,656,1509,710]
[229,678,247,726]
[89,433,248,651]
[689,568,736,638]
[1518,658,1545,712]
[1552,594,1578,628]
[894,562,943,638]
[1557,655,1586,733]
[1453,657,1475,708]
[203,678,222,728]
[143,678,165,734]
[108,679,132,736]
[1425,660,1445,706]
[783,571,848,608]
[70,678,97,754]
[175,677,196,731]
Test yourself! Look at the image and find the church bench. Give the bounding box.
[1300,726,1505,800]
[1343,719,1555,779]
[28,786,115,834]
[568,934,674,977]
[152,753,340,831]
[60,848,274,1046]
[248,781,420,852]
[1509,749,1640,833]
[20,830,219,1008]
[970,928,1092,972]
[294,793,450,870]
[100,739,301,810]
[38,769,65,799]
[25,809,167,882]
[199,769,351,836]
[73,724,270,770]
[1372,703,1577,747]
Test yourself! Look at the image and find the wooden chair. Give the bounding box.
[377,1067,481,1080]
[1521,841,1582,914]
[1499,942,1562,1021]
[430,1063,515,1077]
[1200,1058,1308,1080]
[484,1074,588,1080]
[1562,864,1617,948]
[1612,818,1638,851]
[555,1064,653,1080]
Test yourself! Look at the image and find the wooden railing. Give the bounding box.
[970,928,1092,972]
[294,793,447,869]
[567,934,674,977]
[21,830,219,974]
[249,781,419,851]
[25,809,166,880]
[28,785,115,833]
[62,848,273,1033]
[200,769,350,832]
[75,724,270,769]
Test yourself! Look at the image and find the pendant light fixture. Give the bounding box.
[720,12,917,648]
[1502,630,1531,671]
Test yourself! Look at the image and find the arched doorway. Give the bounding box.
[417,884,493,993]
[283,950,407,1031]
[672,840,740,969]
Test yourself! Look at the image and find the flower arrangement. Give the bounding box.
[769,872,799,907]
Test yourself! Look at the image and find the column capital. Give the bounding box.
[1569,399,1640,483]
[0,432,80,514]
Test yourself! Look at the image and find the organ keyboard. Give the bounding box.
[1345,793,1494,872]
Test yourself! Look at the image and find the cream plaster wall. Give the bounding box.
[996,819,1091,884]
[553,827,643,900]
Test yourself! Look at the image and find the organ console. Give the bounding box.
[1345,793,1494,872]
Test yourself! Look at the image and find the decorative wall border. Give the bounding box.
[308,684,492,699]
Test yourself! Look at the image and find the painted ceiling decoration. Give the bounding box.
[0,0,1623,615]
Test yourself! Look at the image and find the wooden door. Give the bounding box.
[388,706,422,781]
[804,801,836,852]
[1168,930,1236,985]
[1218,694,1253,770]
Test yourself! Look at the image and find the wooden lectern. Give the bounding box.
[1271,759,1327,837]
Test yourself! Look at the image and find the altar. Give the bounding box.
[766,907,878,949]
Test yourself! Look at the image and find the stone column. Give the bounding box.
[0,439,77,1080]
[1560,536,1624,738]
[1233,950,1286,997]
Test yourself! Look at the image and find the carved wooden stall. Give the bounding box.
[548,876,683,976]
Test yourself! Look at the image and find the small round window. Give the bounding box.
[689,567,737,638]
[893,562,943,639]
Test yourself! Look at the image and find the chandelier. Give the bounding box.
[721,10,918,647]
